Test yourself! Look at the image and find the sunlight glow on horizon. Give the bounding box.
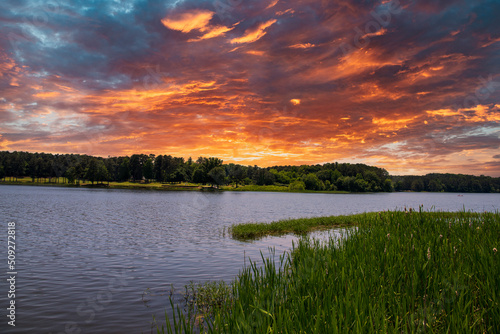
[1,0,499,176]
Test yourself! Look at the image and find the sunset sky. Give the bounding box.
[1,0,499,176]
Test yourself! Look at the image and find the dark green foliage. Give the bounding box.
[65,167,77,184]
[118,158,131,181]
[227,163,246,186]
[302,173,324,190]
[85,158,99,184]
[170,167,188,183]
[85,158,108,184]
[192,167,207,184]
[96,160,109,183]
[288,180,306,191]
[392,173,500,193]
[143,158,154,182]
[208,167,226,187]
[252,168,275,186]
[129,154,146,181]
[0,151,498,192]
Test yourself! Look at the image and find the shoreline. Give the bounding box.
[0,179,494,195]
[0,179,351,194]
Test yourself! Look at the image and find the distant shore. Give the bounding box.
[0,177,351,194]
[2,177,495,194]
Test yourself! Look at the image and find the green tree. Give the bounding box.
[85,159,99,185]
[65,167,77,184]
[289,180,306,191]
[331,170,342,183]
[253,169,275,186]
[228,164,246,186]
[208,166,226,188]
[428,179,443,192]
[153,155,164,182]
[199,157,223,173]
[316,170,332,182]
[129,154,145,181]
[302,173,324,190]
[363,170,381,187]
[27,157,37,182]
[411,179,424,192]
[353,178,369,192]
[118,158,131,181]
[96,160,109,184]
[143,158,154,182]
[11,153,26,181]
[192,167,207,184]
[170,167,188,183]
[383,179,393,192]
[270,169,292,184]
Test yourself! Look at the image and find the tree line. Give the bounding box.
[0,151,498,192]
[392,173,500,193]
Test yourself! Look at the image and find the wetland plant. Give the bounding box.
[157,210,499,333]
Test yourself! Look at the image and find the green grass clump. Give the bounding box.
[231,213,372,239]
[158,210,500,333]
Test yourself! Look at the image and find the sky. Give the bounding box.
[1,0,500,176]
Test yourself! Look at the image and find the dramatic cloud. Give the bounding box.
[230,19,277,44]
[161,9,214,33]
[0,0,499,176]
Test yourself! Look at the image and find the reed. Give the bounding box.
[158,209,500,333]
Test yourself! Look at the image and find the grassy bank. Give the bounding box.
[158,210,499,333]
[230,213,371,239]
[221,184,350,194]
[1,178,351,193]
[0,177,212,191]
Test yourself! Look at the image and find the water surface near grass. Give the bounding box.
[159,210,500,333]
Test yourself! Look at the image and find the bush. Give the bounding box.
[288,180,306,191]
[302,173,324,190]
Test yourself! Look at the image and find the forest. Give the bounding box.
[0,151,499,193]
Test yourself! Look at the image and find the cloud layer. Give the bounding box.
[1,0,499,175]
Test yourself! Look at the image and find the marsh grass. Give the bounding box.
[158,209,499,333]
[230,213,370,239]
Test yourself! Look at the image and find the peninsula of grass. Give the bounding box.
[158,210,499,333]
[230,211,486,239]
[230,213,371,239]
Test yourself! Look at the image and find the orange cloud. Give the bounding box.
[289,43,316,49]
[34,91,61,98]
[230,19,277,44]
[426,105,500,123]
[188,25,234,42]
[265,0,279,10]
[161,9,214,33]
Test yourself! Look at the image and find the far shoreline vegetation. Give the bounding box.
[1,151,500,193]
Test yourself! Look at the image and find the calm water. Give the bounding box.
[0,185,498,333]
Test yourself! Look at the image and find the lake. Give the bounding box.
[0,185,498,333]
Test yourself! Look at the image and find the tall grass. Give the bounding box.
[158,210,499,333]
[230,212,372,239]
